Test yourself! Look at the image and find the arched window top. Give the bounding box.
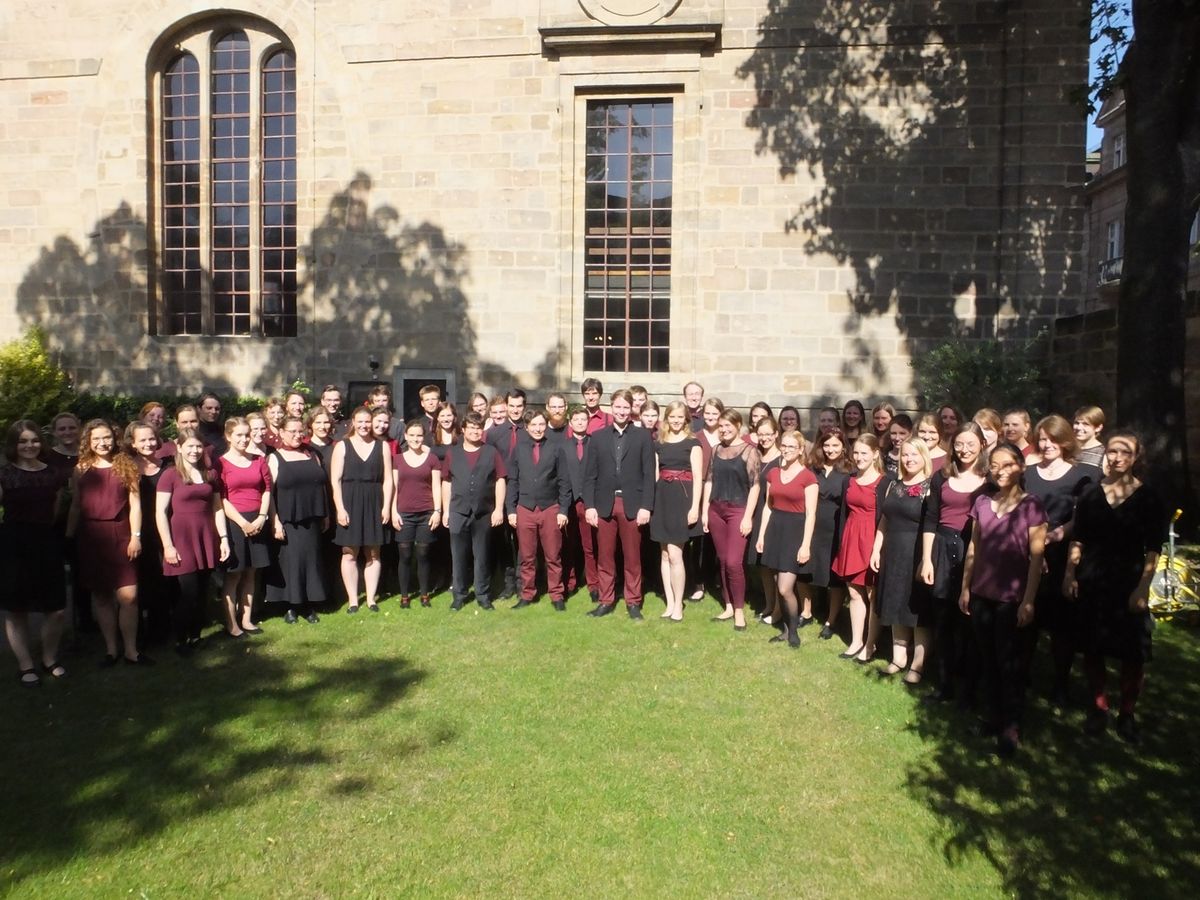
[213,29,250,49]
[165,52,197,76]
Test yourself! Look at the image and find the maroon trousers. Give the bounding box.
[566,499,599,594]
[595,496,643,606]
[708,500,749,609]
[516,504,564,601]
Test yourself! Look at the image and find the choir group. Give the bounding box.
[0,379,1166,757]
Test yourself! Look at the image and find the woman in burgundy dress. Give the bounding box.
[67,419,147,666]
[919,423,989,701]
[156,428,229,654]
[1,420,69,685]
[958,442,1047,757]
[391,418,443,608]
[216,418,272,637]
[755,430,818,648]
[833,434,886,662]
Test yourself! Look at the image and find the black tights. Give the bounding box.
[174,570,210,644]
[397,542,432,595]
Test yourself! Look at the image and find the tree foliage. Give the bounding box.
[0,327,71,434]
[910,335,1047,418]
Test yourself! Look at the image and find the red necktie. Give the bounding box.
[576,439,584,461]
[533,441,540,465]
[508,424,517,457]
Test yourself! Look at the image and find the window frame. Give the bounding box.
[148,19,297,338]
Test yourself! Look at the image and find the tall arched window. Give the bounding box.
[154,23,296,336]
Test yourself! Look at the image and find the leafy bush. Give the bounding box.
[0,328,71,433]
[910,334,1048,416]
[69,393,268,436]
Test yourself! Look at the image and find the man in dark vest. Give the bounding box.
[440,412,507,611]
[505,409,573,610]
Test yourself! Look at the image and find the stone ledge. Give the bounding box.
[540,24,720,55]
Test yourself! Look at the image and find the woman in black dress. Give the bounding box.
[267,417,329,623]
[1,421,69,685]
[810,428,851,640]
[1065,431,1165,743]
[307,409,336,469]
[871,438,933,683]
[126,420,173,647]
[651,401,702,621]
[918,423,988,701]
[330,407,393,613]
[1025,415,1094,704]
[701,409,761,630]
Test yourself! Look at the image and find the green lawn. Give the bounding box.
[4,594,1198,898]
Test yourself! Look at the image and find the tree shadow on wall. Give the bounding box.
[14,202,209,391]
[277,171,562,397]
[16,175,560,399]
[736,0,1083,399]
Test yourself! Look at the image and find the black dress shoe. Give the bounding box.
[478,599,495,611]
[449,597,464,611]
[589,603,615,617]
[798,616,815,629]
[588,589,600,603]
[125,653,156,666]
[284,609,299,624]
[304,611,320,624]
[818,624,834,640]
[367,603,380,613]
[552,600,566,612]
[512,599,533,610]
[346,604,360,614]
[628,605,643,620]
[242,625,264,635]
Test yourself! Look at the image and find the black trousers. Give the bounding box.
[173,570,210,644]
[969,593,1033,730]
[451,514,494,604]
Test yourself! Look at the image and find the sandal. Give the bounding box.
[19,668,40,687]
[42,660,67,679]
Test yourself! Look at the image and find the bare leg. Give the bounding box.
[94,591,119,657]
[363,546,382,608]
[664,543,687,619]
[825,586,846,630]
[906,625,931,683]
[858,591,880,662]
[220,572,243,635]
[116,584,139,660]
[889,624,912,673]
[5,612,35,673]
[659,546,675,617]
[340,546,361,608]
[236,570,257,629]
[845,583,867,655]
[40,610,66,669]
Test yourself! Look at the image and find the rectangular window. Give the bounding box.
[1106,220,1122,260]
[1112,132,1125,169]
[583,99,672,374]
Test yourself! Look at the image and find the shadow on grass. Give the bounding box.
[0,641,433,891]
[903,621,1200,898]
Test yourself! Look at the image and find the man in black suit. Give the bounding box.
[562,405,598,601]
[505,409,573,610]
[485,389,526,598]
[583,389,656,619]
[417,384,441,442]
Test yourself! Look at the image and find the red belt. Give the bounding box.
[660,470,693,482]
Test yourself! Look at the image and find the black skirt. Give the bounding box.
[221,507,271,573]
[762,510,813,577]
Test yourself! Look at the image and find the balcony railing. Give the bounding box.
[1098,256,1123,284]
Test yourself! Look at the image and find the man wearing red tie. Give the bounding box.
[583,389,656,619]
[505,409,573,610]
[563,405,598,602]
